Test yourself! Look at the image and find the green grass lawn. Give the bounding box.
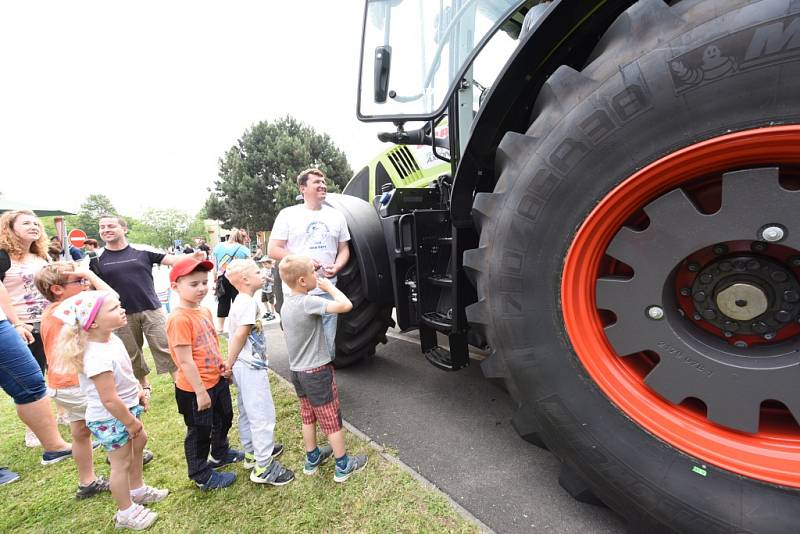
[0,349,477,533]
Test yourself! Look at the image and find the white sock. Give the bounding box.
[130,485,147,498]
[117,503,138,518]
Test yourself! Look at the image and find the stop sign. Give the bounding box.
[68,229,87,248]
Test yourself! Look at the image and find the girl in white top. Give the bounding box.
[54,291,168,530]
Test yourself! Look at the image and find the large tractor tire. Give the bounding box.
[465,1,800,531]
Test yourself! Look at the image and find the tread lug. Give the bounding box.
[471,193,502,232]
[558,463,605,506]
[511,408,548,450]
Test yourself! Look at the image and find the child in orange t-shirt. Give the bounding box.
[35,262,115,498]
[166,257,242,490]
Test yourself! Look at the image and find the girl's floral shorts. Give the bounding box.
[87,405,144,452]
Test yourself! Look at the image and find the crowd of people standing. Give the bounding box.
[0,167,362,530]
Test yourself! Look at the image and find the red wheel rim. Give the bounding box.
[562,126,800,487]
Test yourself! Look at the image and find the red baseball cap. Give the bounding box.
[170,257,214,283]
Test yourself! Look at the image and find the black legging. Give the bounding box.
[26,328,46,375]
[216,276,239,318]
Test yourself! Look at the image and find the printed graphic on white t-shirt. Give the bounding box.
[227,293,268,370]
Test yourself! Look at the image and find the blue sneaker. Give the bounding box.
[196,470,236,491]
[250,460,294,486]
[208,449,244,468]
[303,445,333,475]
[0,467,20,486]
[243,443,284,469]
[334,454,368,483]
[41,449,72,466]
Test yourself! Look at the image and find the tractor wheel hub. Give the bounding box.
[691,254,800,335]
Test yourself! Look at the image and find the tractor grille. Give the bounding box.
[386,146,424,186]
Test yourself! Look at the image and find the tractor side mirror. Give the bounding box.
[374,46,392,103]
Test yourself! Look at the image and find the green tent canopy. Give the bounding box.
[0,198,75,216]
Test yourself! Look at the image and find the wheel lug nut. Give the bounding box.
[790,256,800,268]
[751,241,767,252]
[723,331,733,338]
[723,320,739,332]
[761,225,785,242]
[746,260,761,271]
[770,271,788,283]
[763,332,776,340]
[719,261,733,272]
[775,310,792,323]
[687,262,700,272]
[712,244,728,255]
[734,340,748,348]
[734,260,746,271]
[784,290,800,303]
[752,321,769,333]
[699,274,713,284]
[680,287,691,296]
[693,313,702,321]
[701,309,717,320]
[646,306,664,320]
[693,291,707,303]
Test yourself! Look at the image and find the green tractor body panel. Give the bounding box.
[343,142,450,202]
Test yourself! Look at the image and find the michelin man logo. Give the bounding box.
[671,45,737,88]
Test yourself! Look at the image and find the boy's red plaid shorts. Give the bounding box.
[290,364,342,435]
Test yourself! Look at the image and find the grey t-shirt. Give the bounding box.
[281,293,330,371]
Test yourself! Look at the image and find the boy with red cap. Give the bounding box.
[166,256,242,490]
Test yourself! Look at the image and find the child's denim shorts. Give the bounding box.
[87,405,144,452]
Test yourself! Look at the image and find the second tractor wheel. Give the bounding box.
[331,244,394,367]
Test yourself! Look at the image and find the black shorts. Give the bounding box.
[261,291,275,304]
[216,276,239,318]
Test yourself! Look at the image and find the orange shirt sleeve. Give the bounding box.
[167,312,194,347]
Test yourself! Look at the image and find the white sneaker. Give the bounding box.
[25,428,41,448]
[130,485,169,505]
[114,504,158,530]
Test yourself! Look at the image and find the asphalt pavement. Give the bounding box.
[265,324,626,534]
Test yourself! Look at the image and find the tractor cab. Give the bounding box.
[357,0,540,159]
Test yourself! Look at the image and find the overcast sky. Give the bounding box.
[0,1,387,217]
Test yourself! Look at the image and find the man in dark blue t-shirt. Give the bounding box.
[92,215,205,391]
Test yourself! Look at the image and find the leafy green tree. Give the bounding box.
[126,208,203,249]
[207,116,351,232]
[72,194,118,240]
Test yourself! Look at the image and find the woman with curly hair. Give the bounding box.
[0,210,56,447]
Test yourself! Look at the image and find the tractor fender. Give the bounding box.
[324,193,393,306]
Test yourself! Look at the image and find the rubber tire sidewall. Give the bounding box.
[480,3,800,532]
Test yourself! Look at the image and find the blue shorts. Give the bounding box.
[0,320,47,405]
[87,405,144,452]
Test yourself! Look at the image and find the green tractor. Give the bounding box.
[325,1,800,530]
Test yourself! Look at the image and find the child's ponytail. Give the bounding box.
[53,321,89,374]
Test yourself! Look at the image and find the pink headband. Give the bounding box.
[53,291,109,331]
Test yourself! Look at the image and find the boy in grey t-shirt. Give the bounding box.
[279,255,368,482]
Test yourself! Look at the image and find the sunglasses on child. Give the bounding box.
[62,278,90,287]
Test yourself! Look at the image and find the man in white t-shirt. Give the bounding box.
[268,168,350,357]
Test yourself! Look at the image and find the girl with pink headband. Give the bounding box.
[54,290,169,530]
